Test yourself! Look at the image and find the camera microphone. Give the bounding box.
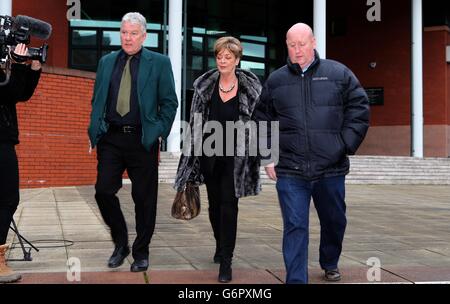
[12,15,52,40]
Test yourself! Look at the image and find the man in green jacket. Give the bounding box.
[88,12,178,272]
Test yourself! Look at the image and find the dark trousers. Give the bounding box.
[0,143,20,245]
[204,157,239,260]
[95,130,158,260]
[276,175,347,284]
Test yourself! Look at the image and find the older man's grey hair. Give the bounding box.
[121,12,147,33]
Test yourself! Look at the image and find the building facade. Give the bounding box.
[1,0,449,187]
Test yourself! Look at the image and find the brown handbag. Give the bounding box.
[171,184,201,220]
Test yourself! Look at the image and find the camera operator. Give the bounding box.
[0,43,41,283]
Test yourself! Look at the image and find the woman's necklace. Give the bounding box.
[219,79,237,93]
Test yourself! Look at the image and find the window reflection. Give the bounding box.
[208,57,216,69]
[102,31,158,48]
[208,37,218,52]
[192,36,203,52]
[72,30,96,46]
[240,61,265,78]
[240,35,268,43]
[192,56,203,70]
[69,18,276,81]
[70,19,161,30]
[72,50,97,67]
[242,42,265,58]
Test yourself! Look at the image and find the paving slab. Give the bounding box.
[382,266,450,283]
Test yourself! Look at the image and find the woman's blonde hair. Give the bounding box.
[214,36,243,59]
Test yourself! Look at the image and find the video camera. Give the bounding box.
[0,15,52,86]
[0,15,52,66]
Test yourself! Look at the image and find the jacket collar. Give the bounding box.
[193,68,261,102]
[117,48,143,61]
[287,49,321,75]
[103,48,154,97]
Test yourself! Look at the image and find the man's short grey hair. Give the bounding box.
[121,12,147,33]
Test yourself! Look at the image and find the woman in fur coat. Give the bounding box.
[174,36,262,283]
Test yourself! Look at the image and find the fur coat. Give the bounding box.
[174,68,262,198]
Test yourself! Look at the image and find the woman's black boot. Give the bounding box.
[218,257,232,283]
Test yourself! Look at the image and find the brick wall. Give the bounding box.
[327,1,450,156]
[328,0,412,127]
[15,68,97,188]
[424,27,449,125]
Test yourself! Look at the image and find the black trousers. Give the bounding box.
[95,130,158,260]
[204,157,239,260]
[0,143,20,245]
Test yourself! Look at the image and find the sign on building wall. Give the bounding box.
[365,87,384,105]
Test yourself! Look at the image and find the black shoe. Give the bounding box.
[130,259,149,272]
[218,260,232,283]
[107,246,130,268]
[324,269,341,282]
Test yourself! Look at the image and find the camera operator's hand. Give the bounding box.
[12,43,28,64]
[12,44,41,70]
[31,60,42,71]
[14,43,27,56]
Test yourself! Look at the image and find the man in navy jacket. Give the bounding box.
[255,23,369,284]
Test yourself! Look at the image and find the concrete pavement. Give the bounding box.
[5,183,450,284]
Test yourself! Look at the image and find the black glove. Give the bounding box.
[10,51,28,63]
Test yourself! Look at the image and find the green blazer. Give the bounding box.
[88,48,178,151]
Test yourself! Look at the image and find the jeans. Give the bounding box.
[276,175,346,284]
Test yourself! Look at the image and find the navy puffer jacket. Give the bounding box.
[255,51,370,180]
